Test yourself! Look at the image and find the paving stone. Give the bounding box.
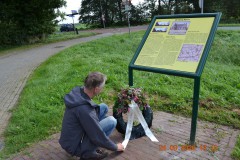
[5,111,239,160]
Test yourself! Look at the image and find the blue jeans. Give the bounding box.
[75,103,117,158]
[99,103,117,136]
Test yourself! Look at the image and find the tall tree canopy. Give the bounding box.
[79,0,239,27]
[1,0,239,45]
[203,0,240,23]
[0,0,66,45]
[79,0,127,27]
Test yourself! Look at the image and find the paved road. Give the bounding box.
[217,26,240,30]
[0,25,148,151]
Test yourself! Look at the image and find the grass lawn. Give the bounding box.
[0,30,240,159]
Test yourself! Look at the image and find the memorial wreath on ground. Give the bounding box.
[113,87,158,148]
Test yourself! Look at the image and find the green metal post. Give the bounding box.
[190,77,200,145]
[129,67,133,86]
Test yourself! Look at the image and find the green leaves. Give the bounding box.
[0,0,66,45]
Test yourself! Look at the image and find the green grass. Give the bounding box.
[232,135,240,158]
[0,30,240,159]
[44,31,97,43]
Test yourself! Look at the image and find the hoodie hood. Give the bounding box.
[64,86,96,109]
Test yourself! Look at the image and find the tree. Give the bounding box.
[143,0,158,18]
[224,0,240,23]
[129,3,148,25]
[78,0,239,27]
[0,0,66,45]
[188,0,201,13]
[80,0,104,26]
[79,0,125,27]
[56,8,67,24]
[198,0,240,23]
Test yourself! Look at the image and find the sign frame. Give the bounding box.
[128,13,221,144]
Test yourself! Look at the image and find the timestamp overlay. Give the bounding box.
[159,144,219,152]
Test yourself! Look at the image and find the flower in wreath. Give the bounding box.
[113,87,150,114]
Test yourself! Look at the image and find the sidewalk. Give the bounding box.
[9,110,239,160]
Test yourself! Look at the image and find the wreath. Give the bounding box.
[113,87,153,140]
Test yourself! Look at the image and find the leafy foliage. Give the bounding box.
[113,87,149,114]
[203,0,240,23]
[79,0,240,27]
[0,0,239,45]
[0,0,66,45]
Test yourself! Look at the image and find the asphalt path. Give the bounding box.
[217,26,240,30]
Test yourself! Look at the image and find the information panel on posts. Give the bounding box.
[129,13,221,145]
[135,17,213,73]
[130,13,221,78]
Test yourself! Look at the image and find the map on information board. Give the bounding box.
[177,44,204,62]
[134,17,215,73]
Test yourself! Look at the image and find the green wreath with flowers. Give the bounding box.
[113,87,153,139]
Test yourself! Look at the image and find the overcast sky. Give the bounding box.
[58,0,144,24]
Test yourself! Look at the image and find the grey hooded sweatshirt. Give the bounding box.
[59,86,117,157]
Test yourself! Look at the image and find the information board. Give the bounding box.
[130,13,221,78]
[135,17,214,73]
[129,13,222,144]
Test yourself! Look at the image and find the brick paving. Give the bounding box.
[1,25,239,159]
[8,111,239,160]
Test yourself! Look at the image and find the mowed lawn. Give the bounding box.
[1,30,240,159]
